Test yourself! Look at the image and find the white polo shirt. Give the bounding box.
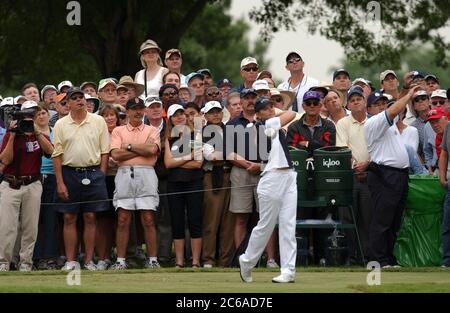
[261,117,290,173]
[364,111,409,169]
[278,74,319,115]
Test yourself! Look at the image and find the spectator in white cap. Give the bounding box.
[85,94,101,113]
[179,84,195,105]
[41,85,58,111]
[143,95,172,264]
[234,57,259,94]
[57,81,73,93]
[278,52,319,114]
[98,78,118,106]
[0,97,15,142]
[252,79,270,97]
[164,104,203,268]
[14,95,27,106]
[352,78,371,100]
[201,101,235,267]
[422,90,449,174]
[380,70,399,100]
[135,39,169,98]
[0,100,53,272]
[430,89,448,111]
[22,83,40,103]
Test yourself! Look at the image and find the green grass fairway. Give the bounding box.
[1,267,450,293]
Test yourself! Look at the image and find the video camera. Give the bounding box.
[1,106,36,134]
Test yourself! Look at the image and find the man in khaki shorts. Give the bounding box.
[110,98,161,269]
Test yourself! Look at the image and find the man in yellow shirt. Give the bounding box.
[52,87,110,271]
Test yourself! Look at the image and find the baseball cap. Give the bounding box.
[240,88,257,98]
[98,78,117,92]
[144,95,162,107]
[426,107,445,122]
[347,86,365,100]
[413,90,428,100]
[14,95,27,104]
[165,48,181,60]
[431,89,447,99]
[309,86,329,98]
[252,79,270,91]
[21,100,39,111]
[217,78,233,88]
[55,93,67,103]
[425,74,439,84]
[126,98,145,110]
[411,70,425,81]
[198,69,212,77]
[0,97,14,107]
[167,104,184,118]
[57,81,73,92]
[367,91,388,106]
[254,97,272,112]
[201,101,223,114]
[333,69,350,81]
[256,70,272,80]
[240,57,258,69]
[80,81,98,91]
[285,52,302,63]
[186,72,204,85]
[85,95,100,111]
[40,85,58,99]
[379,70,397,82]
[116,84,129,92]
[352,78,370,87]
[303,91,321,102]
[66,87,85,99]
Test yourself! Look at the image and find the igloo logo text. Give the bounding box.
[323,158,340,168]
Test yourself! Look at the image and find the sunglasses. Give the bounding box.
[272,96,283,102]
[191,83,204,88]
[304,100,321,107]
[414,95,428,102]
[146,96,161,103]
[242,67,258,72]
[162,91,178,97]
[432,100,447,106]
[287,57,302,64]
[207,91,220,97]
[70,95,84,101]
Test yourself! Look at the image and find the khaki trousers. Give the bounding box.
[0,181,42,267]
[202,172,235,267]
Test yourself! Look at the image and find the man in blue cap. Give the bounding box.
[287,91,336,157]
[239,97,297,283]
[286,90,336,265]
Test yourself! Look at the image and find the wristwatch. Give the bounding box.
[127,144,132,151]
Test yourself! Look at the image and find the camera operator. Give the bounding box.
[0,101,53,272]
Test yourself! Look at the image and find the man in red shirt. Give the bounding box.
[0,101,53,271]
